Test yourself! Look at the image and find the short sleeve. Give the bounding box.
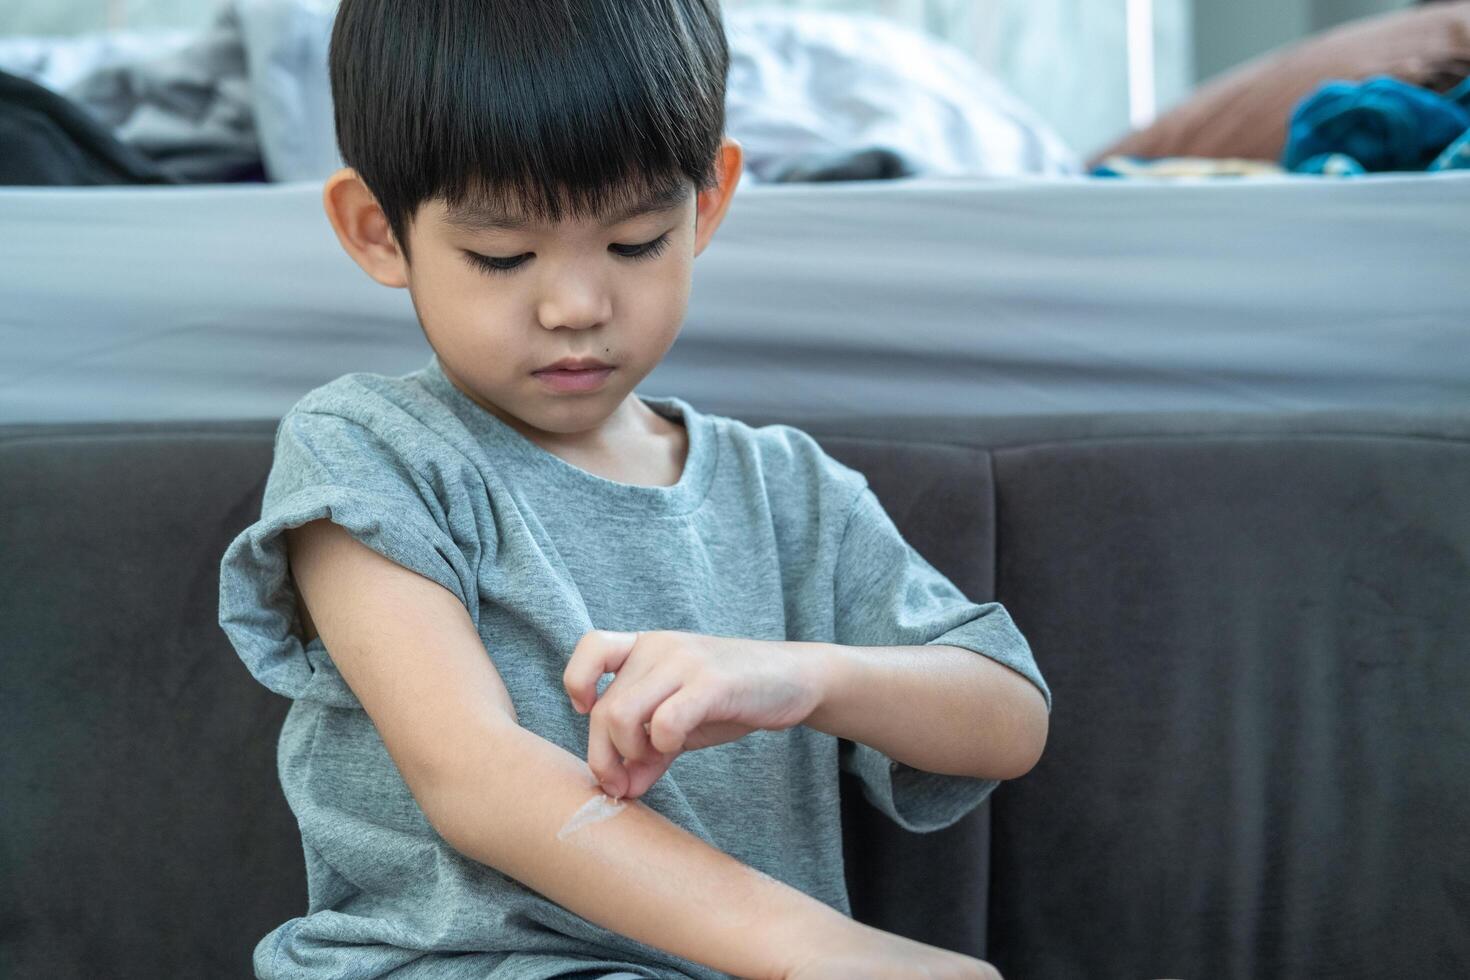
[218,408,481,708]
[833,483,1052,833]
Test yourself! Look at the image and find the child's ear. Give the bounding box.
[322,167,411,288]
[692,135,744,257]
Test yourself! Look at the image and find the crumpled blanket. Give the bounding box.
[1283,74,1470,173]
[722,8,1080,182]
[762,145,922,182]
[0,67,184,185]
[0,1,1079,186]
[61,3,262,183]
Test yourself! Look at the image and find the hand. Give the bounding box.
[783,921,1005,980]
[562,630,826,801]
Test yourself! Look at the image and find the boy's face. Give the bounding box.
[322,136,743,455]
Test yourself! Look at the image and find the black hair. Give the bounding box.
[328,0,730,263]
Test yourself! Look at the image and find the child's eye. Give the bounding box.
[611,232,672,262]
[463,233,671,276]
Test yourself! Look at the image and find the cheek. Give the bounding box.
[642,253,693,317]
[626,282,687,342]
[631,271,692,353]
[418,262,504,323]
[439,263,496,309]
[408,266,508,356]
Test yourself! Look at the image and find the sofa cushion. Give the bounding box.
[982,425,1470,979]
[0,421,302,976]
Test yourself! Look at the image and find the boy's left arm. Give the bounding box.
[787,640,1050,781]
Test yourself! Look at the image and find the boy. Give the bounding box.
[217,1,1050,978]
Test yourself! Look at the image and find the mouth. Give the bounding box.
[533,357,613,373]
[532,364,615,393]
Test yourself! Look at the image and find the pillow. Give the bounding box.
[723,8,1081,179]
[0,29,197,94]
[1087,0,1470,166]
[233,0,342,182]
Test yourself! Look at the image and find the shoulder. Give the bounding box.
[282,370,473,470]
[711,412,869,509]
[291,370,442,430]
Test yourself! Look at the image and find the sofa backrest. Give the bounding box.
[2,408,1466,979]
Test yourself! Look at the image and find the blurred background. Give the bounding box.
[0,0,1423,168]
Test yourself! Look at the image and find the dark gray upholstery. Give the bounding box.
[3,408,1467,979]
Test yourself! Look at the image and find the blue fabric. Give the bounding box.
[1283,74,1470,173]
[1430,126,1470,171]
[217,353,1048,979]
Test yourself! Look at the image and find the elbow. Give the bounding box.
[999,694,1050,780]
[1009,722,1048,779]
[403,762,465,853]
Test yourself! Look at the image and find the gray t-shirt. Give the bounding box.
[218,352,1051,980]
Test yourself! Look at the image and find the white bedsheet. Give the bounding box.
[2,171,1466,425]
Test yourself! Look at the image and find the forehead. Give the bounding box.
[439,176,691,233]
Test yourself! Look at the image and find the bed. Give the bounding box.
[2,2,1467,426]
[2,167,1467,425]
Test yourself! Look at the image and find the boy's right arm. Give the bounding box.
[283,517,866,980]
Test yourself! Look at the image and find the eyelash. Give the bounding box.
[463,233,672,276]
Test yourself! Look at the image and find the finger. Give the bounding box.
[589,673,682,799]
[578,641,659,793]
[563,630,638,713]
[622,749,677,801]
[605,671,684,766]
[647,683,705,755]
[586,711,633,800]
[620,687,708,799]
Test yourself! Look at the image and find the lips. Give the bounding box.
[534,357,613,373]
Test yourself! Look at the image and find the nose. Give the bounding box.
[537,264,614,330]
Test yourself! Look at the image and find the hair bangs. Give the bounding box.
[329,0,729,259]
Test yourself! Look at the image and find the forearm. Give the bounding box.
[416,717,859,980]
[798,641,1048,780]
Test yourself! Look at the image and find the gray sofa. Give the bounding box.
[3,406,1467,979]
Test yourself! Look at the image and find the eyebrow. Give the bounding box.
[444,179,690,233]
